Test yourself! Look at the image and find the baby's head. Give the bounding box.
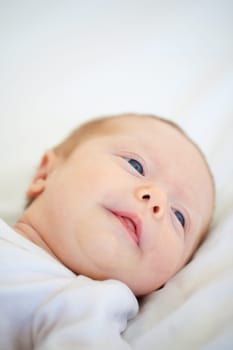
[23,114,215,296]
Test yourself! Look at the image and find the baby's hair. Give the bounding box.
[26,113,215,259]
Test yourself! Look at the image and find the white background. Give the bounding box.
[0,0,233,223]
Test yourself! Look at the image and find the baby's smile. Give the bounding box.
[108,209,141,246]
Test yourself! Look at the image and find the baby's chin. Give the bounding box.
[111,275,165,297]
[70,262,166,296]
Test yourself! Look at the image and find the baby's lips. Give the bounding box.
[110,210,142,246]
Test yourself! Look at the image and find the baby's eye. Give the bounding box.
[128,158,144,175]
[174,210,185,228]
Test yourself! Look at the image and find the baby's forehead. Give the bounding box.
[99,116,189,150]
[103,117,211,172]
[98,115,185,143]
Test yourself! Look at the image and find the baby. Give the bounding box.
[0,113,215,349]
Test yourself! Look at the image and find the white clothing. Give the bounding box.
[0,219,138,350]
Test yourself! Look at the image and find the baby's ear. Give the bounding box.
[26,150,60,200]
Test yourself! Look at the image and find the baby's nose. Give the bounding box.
[135,184,167,217]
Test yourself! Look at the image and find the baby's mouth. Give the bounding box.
[110,210,140,245]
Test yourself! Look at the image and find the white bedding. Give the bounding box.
[0,1,233,349]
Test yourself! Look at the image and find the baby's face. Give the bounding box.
[34,116,214,295]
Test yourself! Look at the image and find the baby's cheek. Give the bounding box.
[147,236,184,275]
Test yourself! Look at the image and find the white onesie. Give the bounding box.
[0,218,138,350]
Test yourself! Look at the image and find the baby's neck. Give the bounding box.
[12,218,57,259]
